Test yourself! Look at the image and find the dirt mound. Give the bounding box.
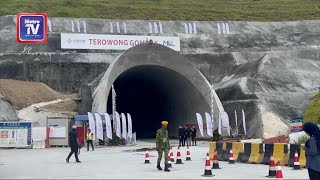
[39,100,78,115]
[0,79,78,110]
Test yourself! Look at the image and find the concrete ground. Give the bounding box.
[0,140,308,179]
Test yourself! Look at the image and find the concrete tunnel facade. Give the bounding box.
[92,43,224,138]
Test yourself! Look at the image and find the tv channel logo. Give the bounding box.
[17,13,47,43]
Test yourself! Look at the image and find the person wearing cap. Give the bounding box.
[66,125,81,163]
[302,122,320,180]
[156,121,170,172]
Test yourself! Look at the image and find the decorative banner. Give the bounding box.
[115,112,121,138]
[205,112,213,137]
[218,112,222,135]
[196,113,204,137]
[242,109,247,135]
[221,112,231,136]
[104,113,112,139]
[121,113,127,139]
[61,33,180,51]
[94,113,103,140]
[127,113,133,139]
[87,112,96,140]
[235,110,238,135]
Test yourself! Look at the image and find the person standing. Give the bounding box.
[302,122,320,180]
[191,126,197,146]
[66,125,81,163]
[186,126,192,147]
[86,129,94,151]
[156,121,170,172]
[178,125,184,147]
[183,125,188,147]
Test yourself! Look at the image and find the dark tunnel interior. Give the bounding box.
[107,65,208,139]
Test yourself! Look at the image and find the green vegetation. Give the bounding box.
[0,0,320,21]
[107,132,121,146]
[303,92,320,125]
[293,135,309,145]
[212,129,223,141]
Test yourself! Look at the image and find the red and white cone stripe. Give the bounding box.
[276,161,283,179]
[144,150,150,164]
[170,148,174,162]
[294,151,300,166]
[266,154,276,178]
[293,150,301,170]
[202,153,214,177]
[176,147,184,164]
[229,149,235,164]
[167,154,172,168]
[186,147,191,160]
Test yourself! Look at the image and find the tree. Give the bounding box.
[303,92,320,125]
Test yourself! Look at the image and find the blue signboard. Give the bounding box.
[16,13,47,43]
[0,122,32,147]
[290,117,303,132]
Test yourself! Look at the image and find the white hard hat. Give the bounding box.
[72,125,77,129]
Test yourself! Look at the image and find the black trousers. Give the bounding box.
[179,136,183,147]
[67,145,79,161]
[183,137,187,146]
[192,137,196,146]
[87,140,94,151]
[308,168,320,180]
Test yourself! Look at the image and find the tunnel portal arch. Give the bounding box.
[92,43,224,138]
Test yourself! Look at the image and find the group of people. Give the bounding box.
[65,121,320,180]
[178,125,197,147]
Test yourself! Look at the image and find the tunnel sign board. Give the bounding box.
[290,117,303,132]
[61,33,180,51]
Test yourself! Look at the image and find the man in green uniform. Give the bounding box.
[156,121,170,172]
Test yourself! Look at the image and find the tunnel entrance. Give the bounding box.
[92,43,224,139]
[107,65,207,139]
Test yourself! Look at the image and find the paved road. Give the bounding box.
[0,140,308,179]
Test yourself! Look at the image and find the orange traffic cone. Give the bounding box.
[170,147,175,162]
[175,147,184,164]
[144,150,150,164]
[229,149,235,164]
[186,146,191,161]
[167,153,172,168]
[202,153,215,177]
[266,154,276,178]
[212,149,221,169]
[293,151,301,170]
[276,161,283,179]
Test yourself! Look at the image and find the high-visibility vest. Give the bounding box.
[87,132,93,140]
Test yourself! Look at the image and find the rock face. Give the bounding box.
[213,54,320,138]
[0,15,320,138]
[0,99,18,121]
